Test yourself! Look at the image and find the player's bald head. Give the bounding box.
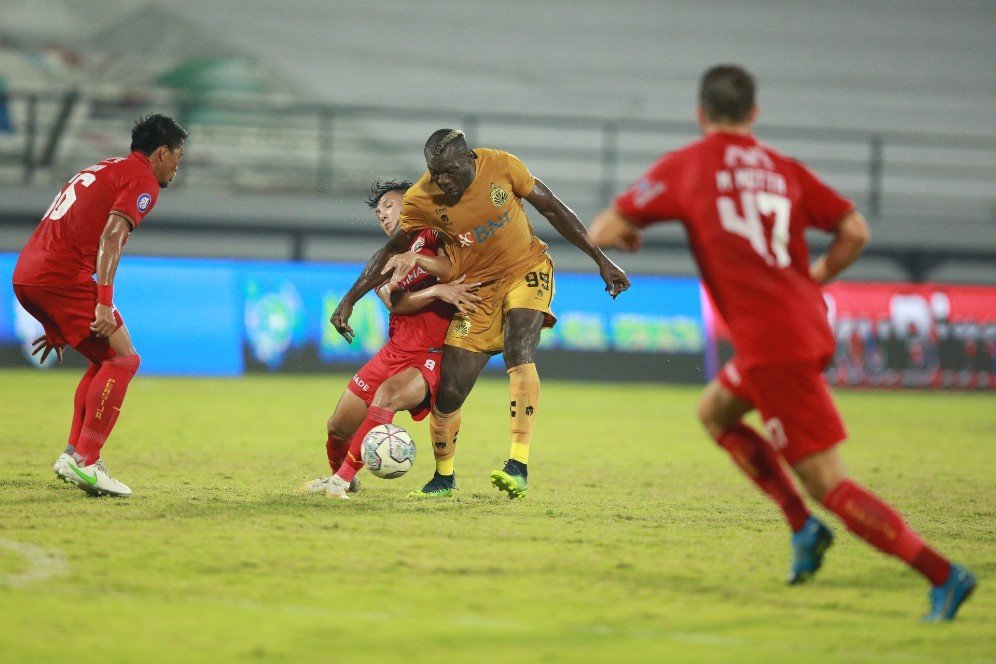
[699,65,756,124]
[425,129,469,158]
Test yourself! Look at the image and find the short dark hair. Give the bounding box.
[365,179,413,208]
[699,65,756,124]
[424,128,468,157]
[130,114,187,155]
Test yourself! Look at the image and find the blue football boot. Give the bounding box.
[788,515,835,585]
[924,564,976,622]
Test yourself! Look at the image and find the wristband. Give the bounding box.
[96,284,113,306]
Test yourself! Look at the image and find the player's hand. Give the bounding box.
[330,300,355,343]
[89,304,117,338]
[382,252,419,285]
[30,334,65,364]
[599,258,631,299]
[433,275,483,314]
[617,230,643,252]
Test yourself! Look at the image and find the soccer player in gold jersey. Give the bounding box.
[331,129,629,498]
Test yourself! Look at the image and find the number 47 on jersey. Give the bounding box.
[717,191,792,268]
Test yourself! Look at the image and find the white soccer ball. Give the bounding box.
[361,423,416,479]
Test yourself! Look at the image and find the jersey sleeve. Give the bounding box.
[792,160,854,231]
[399,194,429,235]
[110,175,158,228]
[506,152,537,197]
[613,153,683,227]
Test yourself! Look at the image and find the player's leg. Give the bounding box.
[490,307,545,499]
[698,372,814,535]
[411,345,490,497]
[301,389,367,494]
[327,391,367,471]
[794,447,976,621]
[330,368,428,497]
[700,367,835,584]
[59,323,139,497]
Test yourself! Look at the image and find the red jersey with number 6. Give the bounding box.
[13,151,160,286]
[387,228,456,352]
[614,132,853,367]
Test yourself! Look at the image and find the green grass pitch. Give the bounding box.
[0,369,993,663]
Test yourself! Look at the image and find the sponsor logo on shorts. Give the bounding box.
[351,374,370,392]
[489,182,510,207]
[137,193,152,212]
[452,317,471,338]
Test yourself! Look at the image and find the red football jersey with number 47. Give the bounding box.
[614,132,854,366]
[13,151,160,286]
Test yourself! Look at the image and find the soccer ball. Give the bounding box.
[361,423,416,479]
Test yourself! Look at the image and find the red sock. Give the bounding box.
[68,363,100,448]
[823,479,951,585]
[74,355,140,465]
[326,434,350,472]
[336,406,394,483]
[717,423,811,532]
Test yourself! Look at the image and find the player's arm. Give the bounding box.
[810,210,870,284]
[377,275,482,315]
[381,248,452,283]
[524,179,631,298]
[589,206,644,252]
[90,212,133,338]
[330,227,412,343]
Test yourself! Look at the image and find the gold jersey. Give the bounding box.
[400,148,549,284]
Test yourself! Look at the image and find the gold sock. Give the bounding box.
[429,406,461,476]
[508,363,540,464]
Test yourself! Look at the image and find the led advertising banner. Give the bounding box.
[703,281,995,390]
[1,255,708,382]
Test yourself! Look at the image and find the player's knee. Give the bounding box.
[327,415,350,439]
[435,383,466,413]
[110,353,141,374]
[697,395,722,438]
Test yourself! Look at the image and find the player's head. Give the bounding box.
[366,179,413,236]
[424,128,476,204]
[697,65,757,131]
[131,114,187,189]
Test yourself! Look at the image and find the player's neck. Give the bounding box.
[702,123,753,137]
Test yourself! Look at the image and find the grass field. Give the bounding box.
[0,368,993,663]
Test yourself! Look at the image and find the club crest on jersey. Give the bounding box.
[137,193,152,212]
[410,235,426,253]
[452,317,471,338]
[489,182,509,208]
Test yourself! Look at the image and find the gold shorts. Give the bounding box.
[445,256,556,353]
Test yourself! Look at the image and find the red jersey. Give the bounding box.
[387,229,455,352]
[615,132,853,366]
[13,151,160,285]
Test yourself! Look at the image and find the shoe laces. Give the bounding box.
[95,459,113,478]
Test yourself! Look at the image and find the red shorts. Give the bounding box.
[346,340,443,421]
[13,282,123,363]
[717,355,847,465]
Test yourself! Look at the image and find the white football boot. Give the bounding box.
[302,475,361,494]
[56,456,132,497]
[325,475,352,500]
[53,452,73,476]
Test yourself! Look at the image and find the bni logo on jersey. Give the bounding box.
[136,193,152,212]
